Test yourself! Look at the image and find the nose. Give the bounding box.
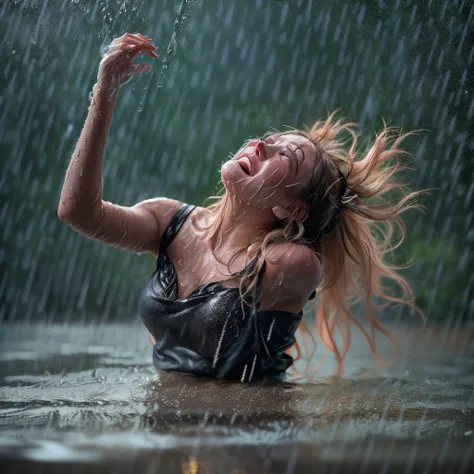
[254,141,266,159]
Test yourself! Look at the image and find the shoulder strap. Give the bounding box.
[159,203,196,252]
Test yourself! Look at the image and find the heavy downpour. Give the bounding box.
[1,0,473,473]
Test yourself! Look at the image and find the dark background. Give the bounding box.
[1,0,473,325]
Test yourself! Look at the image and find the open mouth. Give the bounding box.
[237,156,252,175]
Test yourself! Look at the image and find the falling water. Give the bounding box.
[136,0,191,111]
[1,0,473,472]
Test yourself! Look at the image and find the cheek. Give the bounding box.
[259,162,290,187]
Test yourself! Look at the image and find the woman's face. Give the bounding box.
[221,133,316,209]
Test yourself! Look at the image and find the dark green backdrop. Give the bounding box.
[1,0,473,324]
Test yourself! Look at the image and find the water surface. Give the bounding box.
[0,322,473,473]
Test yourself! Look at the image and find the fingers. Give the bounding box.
[104,46,158,65]
[108,33,158,60]
[130,45,159,61]
[109,39,156,54]
[111,32,153,47]
[132,33,153,42]
[111,36,142,47]
[99,33,157,88]
[131,63,153,74]
[124,32,153,42]
[108,42,158,59]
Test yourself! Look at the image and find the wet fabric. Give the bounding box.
[139,203,315,381]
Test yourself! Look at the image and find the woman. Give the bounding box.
[59,33,421,381]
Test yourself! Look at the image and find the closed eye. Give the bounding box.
[280,151,296,172]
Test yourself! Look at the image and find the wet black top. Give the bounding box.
[139,203,315,381]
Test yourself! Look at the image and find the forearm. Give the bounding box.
[58,84,117,222]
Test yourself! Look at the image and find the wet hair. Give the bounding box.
[200,110,424,375]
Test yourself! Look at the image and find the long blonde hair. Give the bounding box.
[201,110,424,375]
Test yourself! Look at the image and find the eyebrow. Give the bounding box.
[262,133,275,143]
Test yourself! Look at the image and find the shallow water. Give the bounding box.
[0,322,473,473]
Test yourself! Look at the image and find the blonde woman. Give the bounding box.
[59,33,421,381]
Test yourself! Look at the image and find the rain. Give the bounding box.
[1,0,473,472]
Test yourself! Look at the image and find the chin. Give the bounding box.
[220,161,278,207]
[221,160,249,187]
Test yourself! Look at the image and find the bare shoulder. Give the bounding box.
[134,198,208,253]
[265,242,321,271]
[259,242,322,313]
[62,196,192,256]
[134,197,184,231]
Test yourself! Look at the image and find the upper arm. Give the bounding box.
[258,243,322,313]
[60,197,182,255]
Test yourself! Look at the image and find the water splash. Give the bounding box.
[137,0,193,112]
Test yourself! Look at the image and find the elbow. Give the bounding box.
[57,201,100,227]
[57,201,79,224]
[57,204,71,223]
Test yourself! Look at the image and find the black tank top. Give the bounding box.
[139,203,315,381]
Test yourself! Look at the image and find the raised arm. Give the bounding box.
[58,33,179,255]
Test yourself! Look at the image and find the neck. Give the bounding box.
[208,194,278,260]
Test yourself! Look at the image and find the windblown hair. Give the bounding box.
[201,110,423,375]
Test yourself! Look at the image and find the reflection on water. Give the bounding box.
[0,322,473,473]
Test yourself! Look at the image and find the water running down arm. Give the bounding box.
[58,33,180,254]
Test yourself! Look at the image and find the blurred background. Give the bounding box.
[1,0,473,326]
